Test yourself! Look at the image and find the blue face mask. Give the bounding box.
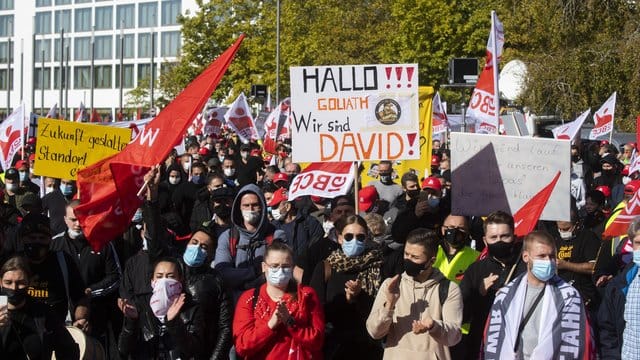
[531,259,556,282]
[633,250,640,266]
[266,267,293,288]
[191,175,203,184]
[60,184,73,196]
[131,209,143,223]
[183,244,208,267]
[19,171,28,182]
[427,197,440,208]
[342,239,366,257]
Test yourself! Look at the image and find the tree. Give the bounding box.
[126,77,150,111]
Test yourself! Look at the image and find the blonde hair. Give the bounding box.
[363,212,387,236]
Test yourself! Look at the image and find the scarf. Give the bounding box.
[483,274,595,360]
[326,248,383,296]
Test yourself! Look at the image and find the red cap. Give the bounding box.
[595,185,611,198]
[15,160,28,169]
[267,187,288,207]
[28,154,35,162]
[600,140,610,146]
[431,155,440,166]
[198,147,210,156]
[625,180,640,195]
[250,149,261,157]
[422,176,442,191]
[273,172,289,184]
[358,185,379,213]
[310,195,323,203]
[623,164,630,176]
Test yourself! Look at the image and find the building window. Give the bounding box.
[54,9,71,33]
[95,65,111,88]
[115,34,134,59]
[115,64,134,88]
[56,0,71,4]
[53,67,70,89]
[34,67,51,89]
[34,13,49,35]
[0,69,14,90]
[0,0,14,10]
[75,8,92,32]
[74,0,91,3]
[36,0,51,6]
[35,39,51,62]
[74,37,90,61]
[54,38,70,62]
[116,4,135,29]
[161,31,180,57]
[95,6,113,31]
[95,35,112,60]
[74,66,90,89]
[138,33,156,58]
[138,2,157,28]
[137,63,156,83]
[161,0,180,26]
[0,41,13,64]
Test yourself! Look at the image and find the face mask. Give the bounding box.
[19,171,28,182]
[530,259,556,282]
[571,154,580,163]
[488,241,514,260]
[68,228,83,239]
[623,176,631,185]
[379,174,392,185]
[60,184,74,196]
[404,258,428,277]
[24,243,48,262]
[559,229,573,241]
[6,183,18,192]
[182,162,191,172]
[266,267,293,288]
[633,249,640,266]
[602,169,614,176]
[271,208,283,221]
[444,228,466,249]
[149,278,183,320]
[183,244,208,267]
[241,152,248,159]
[427,197,440,208]
[278,151,288,159]
[406,189,420,199]
[323,221,334,236]
[224,168,235,177]
[132,209,143,223]
[218,155,225,162]
[45,186,54,195]
[169,176,181,185]
[191,175,203,184]
[1,287,28,306]
[342,239,366,257]
[29,168,34,175]
[213,204,232,219]
[204,144,213,150]
[242,210,261,225]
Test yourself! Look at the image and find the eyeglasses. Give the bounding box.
[343,233,366,242]
[265,263,293,270]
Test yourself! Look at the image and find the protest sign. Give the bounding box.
[34,118,131,178]
[289,162,355,200]
[290,64,420,162]
[450,132,570,221]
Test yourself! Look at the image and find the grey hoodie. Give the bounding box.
[213,184,286,298]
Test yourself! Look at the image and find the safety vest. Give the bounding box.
[434,245,479,284]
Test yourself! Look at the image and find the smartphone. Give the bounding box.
[0,295,7,307]
[418,191,429,202]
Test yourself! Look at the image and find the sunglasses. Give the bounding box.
[343,233,366,242]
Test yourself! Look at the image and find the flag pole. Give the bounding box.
[6,34,11,118]
[491,10,500,133]
[40,49,44,116]
[59,29,63,119]
[90,26,95,122]
[65,44,69,120]
[353,161,359,212]
[30,18,35,115]
[118,20,124,122]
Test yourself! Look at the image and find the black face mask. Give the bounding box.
[404,258,428,277]
[487,241,515,260]
[444,228,466,249]
[602,169,615,177]
[406,189,420,199]
[213,204,232,219]
[379,173,393,185]
[23,243,49,262]
[571,154,580,163]
[1,287,28,305]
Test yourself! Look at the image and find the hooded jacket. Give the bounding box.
[214,184,286,300]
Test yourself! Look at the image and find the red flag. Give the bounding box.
[636,115,640,149]
[90,109,101,123]
[75,35,245,251]
[513,171,561,237]
[603,189,640,238]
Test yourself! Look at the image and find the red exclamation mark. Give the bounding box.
[406,67,415,88]
[385,67,392,89]
[407,133,417,155]
[395,67,403,88]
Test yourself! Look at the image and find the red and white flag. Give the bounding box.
[513,171,561,237]
[432,92,449,135]
[203,106,228,137]
[0,103,25,171]
[75,102,86,122]
[629,151,640,177]
[262,98,292,154]
[552,109,590,141]
[288,162,355,201]
[589,92,616,140]
[75,35,244,251]
[468,11,504,134]
[46,103,58,118]
[224,92,258,143]
[603,188,640,237]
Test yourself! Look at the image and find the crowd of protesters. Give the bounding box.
[0,129,639,359]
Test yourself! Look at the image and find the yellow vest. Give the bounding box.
[434,245,479,284]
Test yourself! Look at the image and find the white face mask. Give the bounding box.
[559,229,573,240]
[149,278,182,321]
[242,210,261,225]
[266,267,293,288]
[68,228,83,239]
[5,183,18,192]
[623,176,631,185]
[224,168,235,177]
[271,208,284,221]
[169,176,180,185]
[45,186,54,195]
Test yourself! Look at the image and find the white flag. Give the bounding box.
[224,92,258,143]
[0,103,25,171]
[552,109,590,141]
[432,92,449,135]
[589,92,616,140]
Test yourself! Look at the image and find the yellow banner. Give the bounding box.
[34,118,131,179]
[360,86,434,185]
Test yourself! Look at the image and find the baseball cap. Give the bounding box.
[625,180,640,195]
[18,212,51,237]
[210,187,236,200]
[600,140,610,146]
[267,187,288,207]
[28,154,35,162]
[273,173,289,184]
[4,168,18,181]
[422,176,442,192]
[431,155,440,166]
[15,160,28,169]
[595,185,611,198]
[358,185,378,213]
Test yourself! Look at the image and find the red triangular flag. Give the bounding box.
[513,171,561,237]
[75,35,245,251]
[603,189,640,238]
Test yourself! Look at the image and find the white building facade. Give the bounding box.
[0,0,198,120]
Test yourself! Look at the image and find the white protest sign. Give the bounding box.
[290,64,420,163]
[450,132,570,221]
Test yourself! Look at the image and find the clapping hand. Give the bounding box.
[345,279,362,303]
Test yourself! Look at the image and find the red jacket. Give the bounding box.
[233,283,324,359]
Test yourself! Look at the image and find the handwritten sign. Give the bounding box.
[450,132,570,221]
[290,64,420,162]
[34,118,131,179]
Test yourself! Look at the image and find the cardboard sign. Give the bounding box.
[34,118,131,179]
[450,132,570,221]
[290,64,420,162]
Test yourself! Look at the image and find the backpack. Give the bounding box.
[438,277,450,307]
[228,225,276,259]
